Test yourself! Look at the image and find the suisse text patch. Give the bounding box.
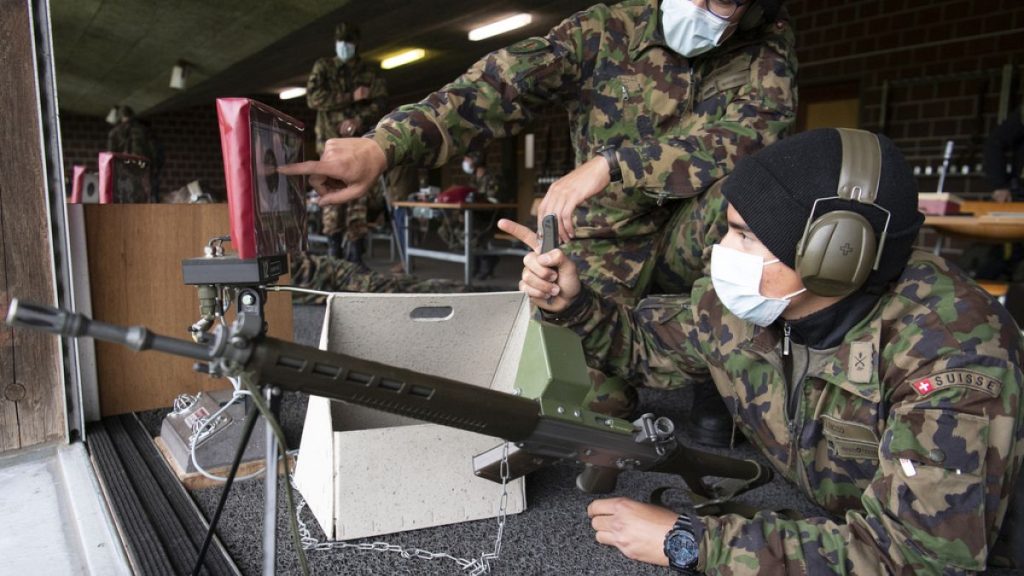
[911,370,1001,397]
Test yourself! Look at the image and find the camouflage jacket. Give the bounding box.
[306,56,388,153]
[369,0,796,285]
[107,120,155,162]
[473,171,502,202]
[550,251,1024,574]
[982,105,1024,191]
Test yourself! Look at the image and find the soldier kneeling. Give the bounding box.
[501,128,1024,574]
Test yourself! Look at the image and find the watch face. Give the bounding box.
[666,528,699,569]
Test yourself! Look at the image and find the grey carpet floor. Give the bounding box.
[137,304,1022,575]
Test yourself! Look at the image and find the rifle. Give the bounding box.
[6,298,770,502]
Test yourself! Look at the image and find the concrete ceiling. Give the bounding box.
[51,0,597,117]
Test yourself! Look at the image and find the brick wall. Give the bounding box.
[60,95,317,201]
[453,3,1024,196]
[789,0,1024,194]
[59,3,1024,199]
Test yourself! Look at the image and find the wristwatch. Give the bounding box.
[664,514,699,573]
[595,144,622,184]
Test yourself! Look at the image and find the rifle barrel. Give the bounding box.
[6,299,541,442]
[7,299,213,360]
[7,299,772,498]
[249,337,541,441]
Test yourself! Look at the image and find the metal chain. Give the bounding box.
[291,441,511,574]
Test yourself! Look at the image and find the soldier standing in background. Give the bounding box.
[283,0,797,446]
[462,151,508,280]
[964,106,1024,281]
[986,105,1024,202]
[503,128,1024,574]
[462,151,500,203]
[107,105,162,200]
[306,22,388,264]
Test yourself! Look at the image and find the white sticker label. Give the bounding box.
[899,457,917,477]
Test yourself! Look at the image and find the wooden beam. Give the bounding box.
[0,0,67,452]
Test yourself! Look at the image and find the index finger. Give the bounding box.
[497,218,539,251]
[277,161,326,176]
[586,497,622,518]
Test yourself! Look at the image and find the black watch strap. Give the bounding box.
[664,513,699,573]
[596,145,622,183]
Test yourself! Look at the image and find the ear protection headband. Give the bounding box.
[739,0,783,30]
[794,128,891,297]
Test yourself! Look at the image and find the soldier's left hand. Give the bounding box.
[353,85,370,101]
[278,138,386,206]
[497,218,581,313]
[587,497,678,566]
[993,188,1012,203]
[538,155,612,243]
[338,118,363,137]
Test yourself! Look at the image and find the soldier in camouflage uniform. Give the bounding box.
[306,22,388,263]
[504,129,1024,573]
[281,0,796,431]
[290,253,467,305]
[460,151,509,279]
[107,105,161,200]
[462,152,501,203]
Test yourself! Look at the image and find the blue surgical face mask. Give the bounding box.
[710,244,806,327]
[661,0,730,58]
[462,159,475,175]
[336,41,356,61]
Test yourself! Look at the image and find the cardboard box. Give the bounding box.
[293,292,530,540]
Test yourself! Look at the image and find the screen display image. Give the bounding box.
[252,117,302,215]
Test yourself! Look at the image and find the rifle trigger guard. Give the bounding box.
[633,413,676,456]
[206,324,251,377]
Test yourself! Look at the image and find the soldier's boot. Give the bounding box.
[686,379,738,448]
[343,237,367,268]
[475,255,498,280]
[582,368,638,420]
[326,233,345,259]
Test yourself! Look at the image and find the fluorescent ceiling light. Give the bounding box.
[169,62,190,90]
[469,13,532,41]
[279,87,307,100]
[381,48,426,70]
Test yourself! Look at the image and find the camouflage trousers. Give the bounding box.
[321,196,369,241]
[568,182,729,417]
[290,253,469,305]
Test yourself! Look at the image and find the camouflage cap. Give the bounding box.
[739,0,786,30]
[757,0,784,21]
[721,128,923,291]
[335,22,361,44]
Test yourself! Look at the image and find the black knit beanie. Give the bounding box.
[721,128,923,292]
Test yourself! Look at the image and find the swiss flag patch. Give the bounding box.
[913,378,935,395]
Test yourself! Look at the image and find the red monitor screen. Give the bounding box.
[217,98,307,259]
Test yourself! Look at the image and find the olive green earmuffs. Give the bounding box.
[794,128,891,297]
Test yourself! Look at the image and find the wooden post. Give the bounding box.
[0,0,67,452]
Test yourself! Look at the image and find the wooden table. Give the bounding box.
[923,202,1024,255]
[392,201,525,285]
[921,203,1024,300]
